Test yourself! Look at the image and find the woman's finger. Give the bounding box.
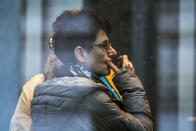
[107,61,120,74]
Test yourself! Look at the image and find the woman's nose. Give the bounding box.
[107,46,117,59]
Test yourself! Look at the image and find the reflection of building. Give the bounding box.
[0,0,195,130]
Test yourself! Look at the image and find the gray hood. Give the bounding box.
[36,76,106,97]
[32,76,108,109]
[31,76,109,131]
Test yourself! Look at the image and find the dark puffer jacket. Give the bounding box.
[31,69,153,131]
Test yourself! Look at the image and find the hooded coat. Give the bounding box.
[31,68,153,131]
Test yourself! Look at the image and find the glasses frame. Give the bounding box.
[93,40,112,51]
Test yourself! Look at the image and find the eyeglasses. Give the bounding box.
[93,40,111,51]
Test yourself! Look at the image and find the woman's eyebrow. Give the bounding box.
[95,40,108,46]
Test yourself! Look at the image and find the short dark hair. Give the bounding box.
[50,9,111,64]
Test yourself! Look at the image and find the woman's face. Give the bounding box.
[86,29,117,77]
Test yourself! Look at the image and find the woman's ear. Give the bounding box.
[74,46,88,63]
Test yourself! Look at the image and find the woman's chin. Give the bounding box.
[92,64,111,76]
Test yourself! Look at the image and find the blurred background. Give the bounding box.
[0,0,195,130]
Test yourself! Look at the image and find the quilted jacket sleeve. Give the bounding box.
[87,68,153,131]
